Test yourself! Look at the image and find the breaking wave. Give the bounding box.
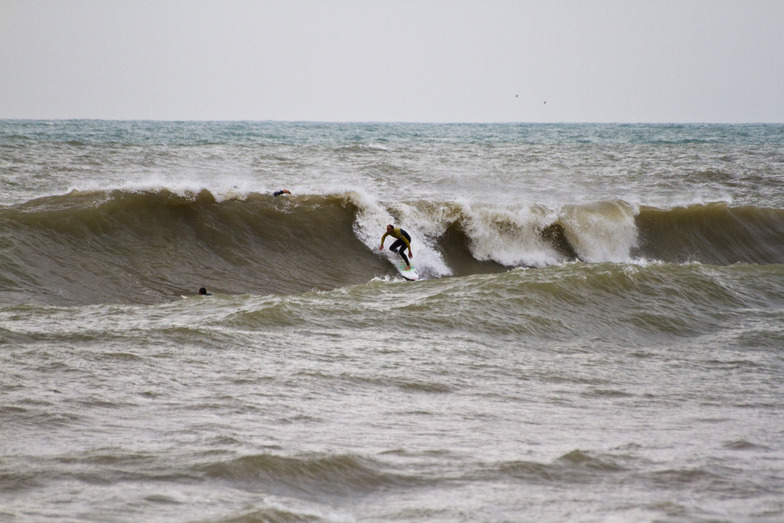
[2,188,783,305]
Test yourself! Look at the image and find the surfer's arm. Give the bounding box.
[379,232,389,249]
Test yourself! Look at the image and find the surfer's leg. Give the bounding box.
[389,239,403,254]
[400,232,412,267]
[390,239,409,265]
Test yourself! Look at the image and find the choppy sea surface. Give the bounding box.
[1,120,784,522]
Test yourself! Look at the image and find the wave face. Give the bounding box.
[2,188,783,305]
[1,190,382,304]
[635,203,784,265]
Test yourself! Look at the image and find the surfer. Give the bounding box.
[198,287,211,296]
[379,224,413,270]
[273,189,291,196]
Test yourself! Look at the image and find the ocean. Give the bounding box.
[1,120,783,522]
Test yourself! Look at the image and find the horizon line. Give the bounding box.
[2,118,782,126]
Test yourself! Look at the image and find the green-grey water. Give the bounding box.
[2,121,783,521]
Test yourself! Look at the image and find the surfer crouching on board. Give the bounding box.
[379,224,413,270]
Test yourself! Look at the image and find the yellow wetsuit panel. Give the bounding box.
[381,227,411,250]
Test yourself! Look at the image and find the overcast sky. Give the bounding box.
[1,0,783,123]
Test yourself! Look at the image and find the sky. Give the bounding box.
[1,0,783,123]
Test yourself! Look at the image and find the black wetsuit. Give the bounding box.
[383,228,412,266]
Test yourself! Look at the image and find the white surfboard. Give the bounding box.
[396,262,419,281]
